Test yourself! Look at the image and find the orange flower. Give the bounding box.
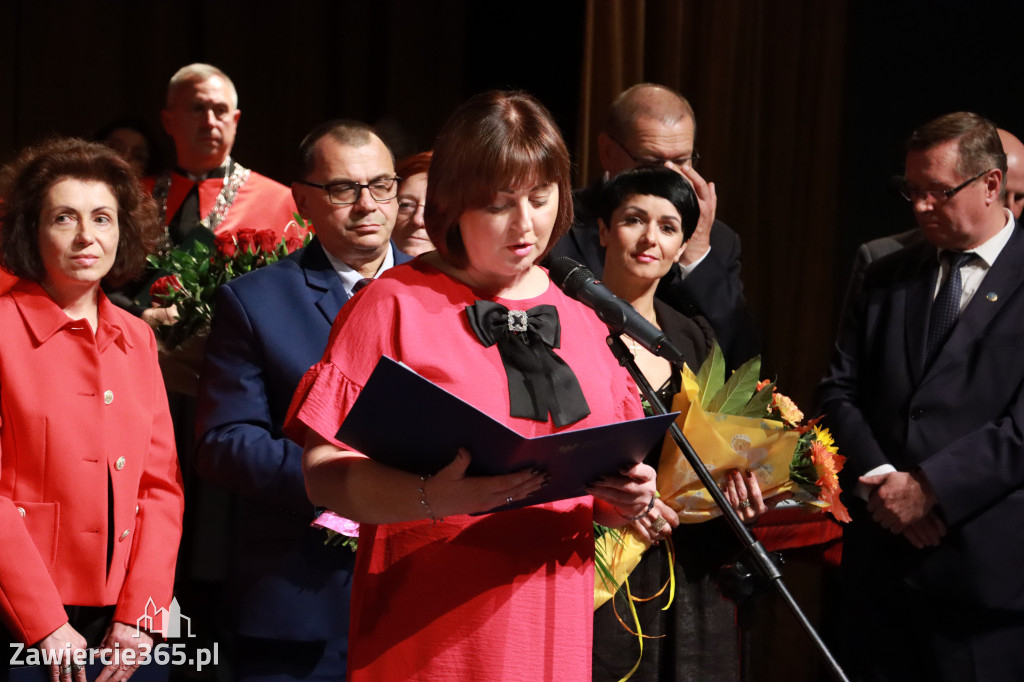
[809,441,836,483]
[793,416,822,435]
[773,392,804,426]
[820,484,851,522]
[809,439,851,522]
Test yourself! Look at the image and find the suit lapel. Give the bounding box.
[165,173,194,225]
[300,238,350,325]
[924,226,1024,380]
[302,242,412,325]
[394,246,414,266]
[904,246,939,386]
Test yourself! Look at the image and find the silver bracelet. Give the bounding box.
[620,493,656,521]
[418,475,441,523]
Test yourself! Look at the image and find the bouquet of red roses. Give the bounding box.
[147,217,311,351]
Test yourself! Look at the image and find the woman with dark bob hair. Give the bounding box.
[591,166,767,680]
[285,91,659,680]
[0,138,184,681]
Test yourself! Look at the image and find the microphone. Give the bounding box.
[548,256,686,365]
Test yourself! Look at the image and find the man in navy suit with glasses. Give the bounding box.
[195,120,412,681]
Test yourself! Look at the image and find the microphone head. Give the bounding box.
[548,256,596,299]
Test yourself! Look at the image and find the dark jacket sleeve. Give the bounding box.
[656,219,760,369]
[195,283,312,516]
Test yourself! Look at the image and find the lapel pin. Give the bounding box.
[986,292,998,302]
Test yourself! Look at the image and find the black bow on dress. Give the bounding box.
[464,301,591,427]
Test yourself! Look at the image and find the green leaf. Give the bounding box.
[147,225,303,349]
[593,523,625,593]
[706,354,762,414]
[695,343,726,410]
[733,381,774,419]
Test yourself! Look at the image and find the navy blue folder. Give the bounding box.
[336,356,677,511]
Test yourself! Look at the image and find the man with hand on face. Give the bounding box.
[818,112,1024,681]
[549,83,759,368]
[195,121,412,681]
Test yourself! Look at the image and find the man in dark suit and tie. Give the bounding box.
[840,128,1024,309]
[548,83,759,368]
[195,120,412,680]
[818,112,1024,681]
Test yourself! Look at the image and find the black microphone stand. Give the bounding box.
[604,333,849,682]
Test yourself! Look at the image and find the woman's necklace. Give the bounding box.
[622,310,659,356]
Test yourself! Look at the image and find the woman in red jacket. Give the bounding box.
[0,138,184,682]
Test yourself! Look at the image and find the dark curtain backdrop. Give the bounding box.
[4,0,1024,408]
[6,3,1024,681]
[576,6,847,680]
[578,0,847,406]
[840,1,1024,286]
[0,0,583,183]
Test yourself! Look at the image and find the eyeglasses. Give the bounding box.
[608,134,700,169]
[397,199,425,216]
[898,168,992,203]
[297,177,401,205]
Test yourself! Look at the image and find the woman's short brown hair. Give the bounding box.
[424,91,573,269]
[396,150,433,183]
[0,137,161,287]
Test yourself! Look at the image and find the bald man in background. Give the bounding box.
[998,128,1024,218]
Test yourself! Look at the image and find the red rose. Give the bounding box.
[214,232,237,258]
[285,235,304,253]
[256,229,279,253]
[149,275,183,304]
[235,228,259,255]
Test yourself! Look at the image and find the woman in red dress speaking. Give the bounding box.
[286,91,662,680]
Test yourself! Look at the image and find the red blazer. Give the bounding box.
[0,280,184,644]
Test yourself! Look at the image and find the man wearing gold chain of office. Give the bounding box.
[121,63,297,325]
